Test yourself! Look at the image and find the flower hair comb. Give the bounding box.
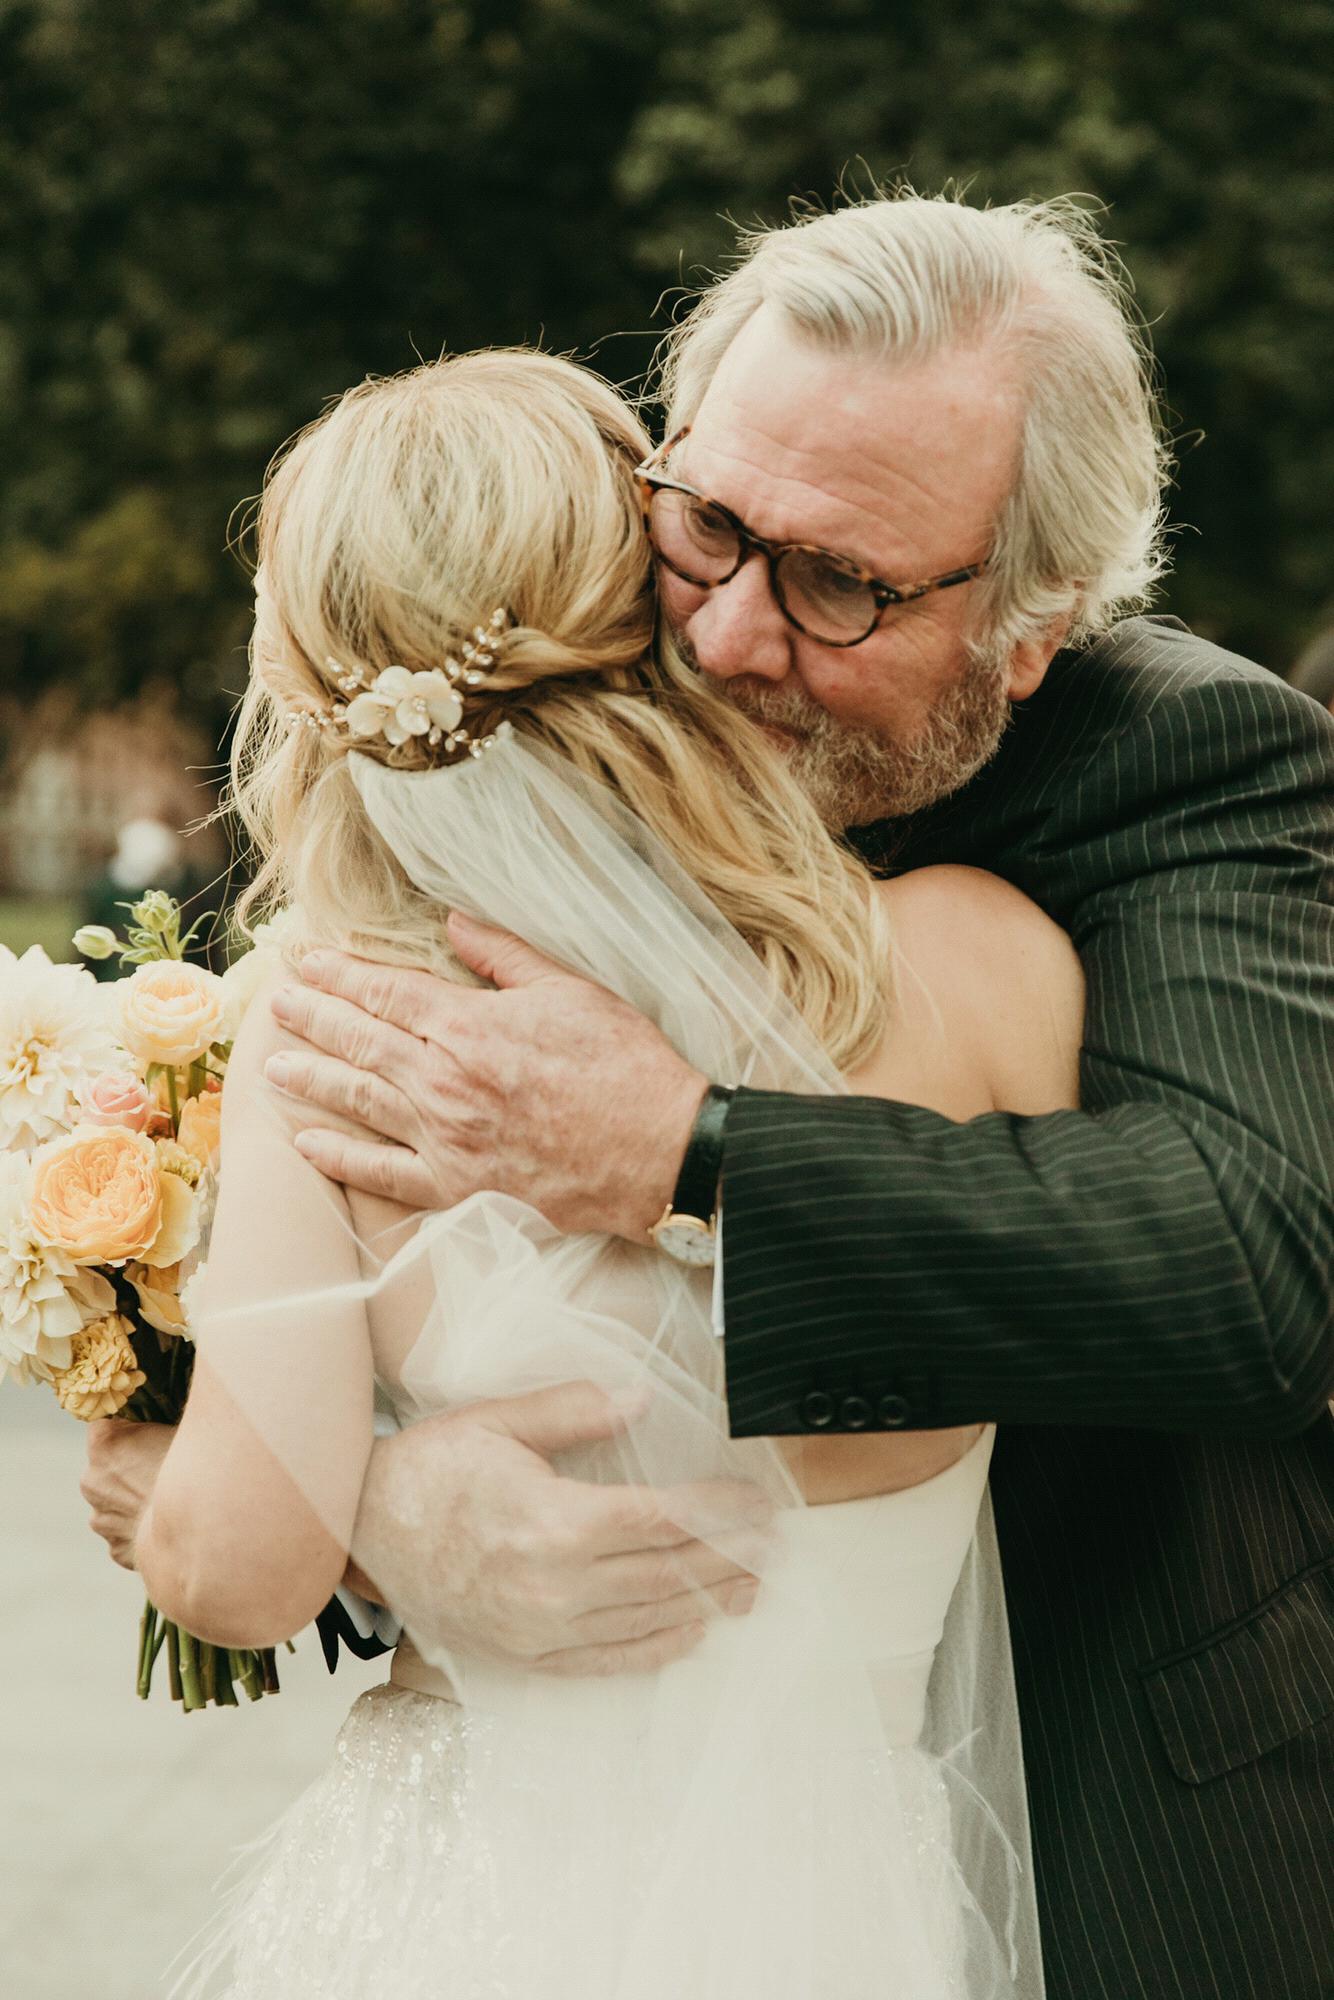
[286,607,512,760]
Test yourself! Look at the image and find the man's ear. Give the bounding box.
[1005,614,1073,703]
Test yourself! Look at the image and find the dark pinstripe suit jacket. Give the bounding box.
[721,616,1334,2000]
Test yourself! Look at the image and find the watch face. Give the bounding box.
[652,1218,717,1267]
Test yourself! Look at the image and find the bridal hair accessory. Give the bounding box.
[286,607,512,761]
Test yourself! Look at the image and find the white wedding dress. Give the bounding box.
[174,733,1043,2000]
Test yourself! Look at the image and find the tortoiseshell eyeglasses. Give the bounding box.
[634,427,990,648]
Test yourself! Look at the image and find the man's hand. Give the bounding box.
[264,913,708,1239]
[351,1382,772,1677]
[81,1420,175,1570]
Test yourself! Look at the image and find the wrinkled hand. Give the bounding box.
[81,1420,175,1570]
[265,911,707,1238]
[352,1383,773,1677]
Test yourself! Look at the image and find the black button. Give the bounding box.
[800,1390,836,1430]
[877,1393,911,1428]
[840,1395,873,1431]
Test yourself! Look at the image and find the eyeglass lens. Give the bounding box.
[648,490,878,643]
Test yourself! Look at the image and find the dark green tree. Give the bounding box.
[0,0,1329,755]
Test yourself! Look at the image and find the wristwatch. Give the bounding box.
[649,1083,735,1266]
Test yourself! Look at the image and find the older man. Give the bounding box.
[88,195,1333,1998]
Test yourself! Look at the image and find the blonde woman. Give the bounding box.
[137,350,1081,2000]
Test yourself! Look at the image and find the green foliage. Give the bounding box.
[0,0,1329,734]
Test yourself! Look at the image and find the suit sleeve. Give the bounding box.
[719,672,1334,1441]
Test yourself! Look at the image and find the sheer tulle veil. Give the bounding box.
[191,724,1044,1999]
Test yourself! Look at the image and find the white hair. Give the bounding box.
[657,189,1172,653]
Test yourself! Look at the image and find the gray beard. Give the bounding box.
[724,646,1013,830]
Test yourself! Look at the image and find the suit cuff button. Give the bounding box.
[800,1389,836,1430]
[839,1394,873,1431]
[877,1393,912,1429]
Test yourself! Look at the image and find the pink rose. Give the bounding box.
[80,1071,153,1133]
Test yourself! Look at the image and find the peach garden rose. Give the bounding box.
[29,1126,199,1268]
[118,960,227,1069]
[176,1090,222,1170]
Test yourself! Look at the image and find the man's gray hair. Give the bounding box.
[657,190,1172,653]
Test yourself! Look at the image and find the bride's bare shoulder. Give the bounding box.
[858,865,1085,1117]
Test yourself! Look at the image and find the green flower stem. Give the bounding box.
[167,1621,183,1704]
[177,1627,204,1711]
[234,1649,263,1702]
[213,1648,238,1707]
[201,1640,217,1705]
[137,1599,157,1700]
[165,1065,180,1127]
[262,1648,281,1696]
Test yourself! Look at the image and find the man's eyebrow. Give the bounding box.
[676,449,897,580]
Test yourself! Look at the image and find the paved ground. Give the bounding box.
[0,1385,383,1999]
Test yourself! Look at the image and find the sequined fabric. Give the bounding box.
[174,1681,974,1999]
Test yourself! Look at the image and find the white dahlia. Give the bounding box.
[0,945,123,1153]
[0,1153,114,1385]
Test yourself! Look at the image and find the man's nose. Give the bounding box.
[686,554,792,685]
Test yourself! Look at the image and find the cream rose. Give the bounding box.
[29,1126,200,1269]
[79,1070,153,1133]
[176,1091,222,1170]
[118,961,227,1069]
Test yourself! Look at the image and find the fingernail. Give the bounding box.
[609,1387,651,1417]
[270,987,293,1020]
[265,1055,291,1089]
[725,1580,759,1616]
[300,950,330,981]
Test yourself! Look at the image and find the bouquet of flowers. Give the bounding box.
[0,891,283,1710]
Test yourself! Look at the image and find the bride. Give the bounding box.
[136,349,1082,1998]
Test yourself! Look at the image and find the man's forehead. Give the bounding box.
[682,308,1020,563]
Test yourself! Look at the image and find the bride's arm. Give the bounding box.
[136,986,374,1650]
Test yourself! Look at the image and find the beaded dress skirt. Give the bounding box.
[169,1433,1010,2000]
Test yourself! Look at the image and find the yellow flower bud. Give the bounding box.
[72,925,119,961]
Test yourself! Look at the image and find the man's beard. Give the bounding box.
[721,645,1013,830]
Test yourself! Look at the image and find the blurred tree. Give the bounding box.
[0,0,1329,758]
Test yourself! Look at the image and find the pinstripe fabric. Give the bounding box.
[720,618,1334,1998]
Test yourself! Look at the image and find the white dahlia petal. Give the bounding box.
[0,946,123,1152]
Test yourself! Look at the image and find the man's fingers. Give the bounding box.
[571,1576,759,1646]
[270,984,426,1089]
[478,1380,652,1458]
[265,1051,418,1144]
[445,911,568,991]
[298,950,450,1041]
[530,1621,707,1680]
[292,1127,438,1207]
[584,1530,772,1608]
[582,1478,777,1556]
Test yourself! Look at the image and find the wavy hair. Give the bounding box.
[656,187,1172,655]
[229,351,891,1070]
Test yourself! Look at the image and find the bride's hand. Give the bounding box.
[351,1382,771,1677]
[81,1419,176,1570]
[265,911,708,1239]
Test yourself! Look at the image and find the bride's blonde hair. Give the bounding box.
[230,350,890,1068]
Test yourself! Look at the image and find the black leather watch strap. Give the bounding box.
[669,1084,736,1224]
